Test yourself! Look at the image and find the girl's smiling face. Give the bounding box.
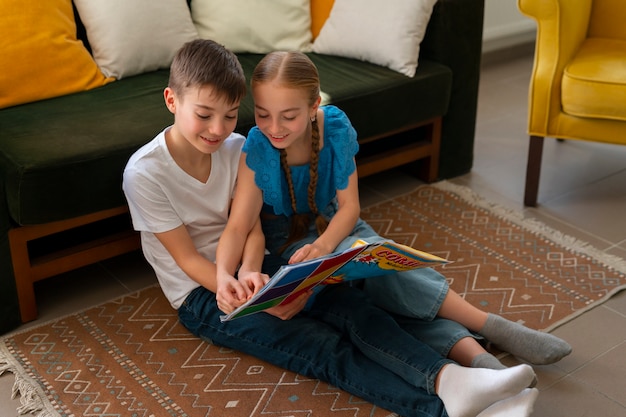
[253,81,318,151]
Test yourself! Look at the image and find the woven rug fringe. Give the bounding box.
[1,344,58,417]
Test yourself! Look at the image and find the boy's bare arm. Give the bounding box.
[154,225,220,292]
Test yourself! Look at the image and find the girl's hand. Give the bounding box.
[216,274,250,314]
[289,242,332,264]
[265,290,313,320]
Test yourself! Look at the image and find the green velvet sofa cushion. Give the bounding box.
[0,54,451,226]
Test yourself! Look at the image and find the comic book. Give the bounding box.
[220,239,450,321]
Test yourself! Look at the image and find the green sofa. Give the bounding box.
[0,0,484,334]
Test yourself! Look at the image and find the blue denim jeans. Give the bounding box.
[178,284,449,417]
[264,216,475,357]
[330,220,449,319]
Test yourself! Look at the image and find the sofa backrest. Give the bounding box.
[72,2,91,52]
[588,0,626,40]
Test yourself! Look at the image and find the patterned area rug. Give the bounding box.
[2,182,626,417]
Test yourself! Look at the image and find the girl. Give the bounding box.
[216,51,571,369]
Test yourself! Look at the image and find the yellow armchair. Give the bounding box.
[518,0,626,206]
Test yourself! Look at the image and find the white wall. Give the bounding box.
[483,0,536,53]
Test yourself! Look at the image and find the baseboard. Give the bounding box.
[481,25,535,67]
[481,39,535,67]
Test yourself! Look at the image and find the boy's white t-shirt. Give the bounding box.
[123,127,245,309]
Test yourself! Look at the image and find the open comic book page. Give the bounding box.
[322,239,449,283]
[220,239,449,322]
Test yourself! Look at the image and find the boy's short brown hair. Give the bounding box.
[169,39,246,105]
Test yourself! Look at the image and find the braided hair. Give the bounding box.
[251,52,329,254]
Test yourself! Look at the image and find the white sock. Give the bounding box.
[477,388,539,417]
[437,363,536,417]
[471,354,538,388]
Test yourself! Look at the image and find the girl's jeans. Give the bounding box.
[178,283,450,417]
[267,217,476,357]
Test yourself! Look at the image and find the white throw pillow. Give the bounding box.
[73,0,199,79]
[312,0,438,77]
[192,0,312,53]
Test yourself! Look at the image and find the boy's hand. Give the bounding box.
[216,274,250,314]
[265,290,313,320]
[237,270,269,295]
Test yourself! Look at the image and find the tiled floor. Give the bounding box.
[2,47,626,416]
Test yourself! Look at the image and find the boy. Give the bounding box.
[123,38,265,310]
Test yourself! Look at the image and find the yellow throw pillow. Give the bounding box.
[311,0,335,40]
[0,0,113,109]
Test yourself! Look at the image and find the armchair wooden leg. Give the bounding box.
[524,135,544,207]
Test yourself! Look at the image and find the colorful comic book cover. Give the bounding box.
[220,240,449,321]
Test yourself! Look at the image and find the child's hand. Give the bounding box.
[289,242,331,264]
[238,270,269,295]
[265,290,313,320]
[216,274,250,314]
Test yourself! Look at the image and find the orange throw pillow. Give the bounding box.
[310,0,335,39]
[0,0,113,109]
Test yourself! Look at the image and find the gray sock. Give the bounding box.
[479,314,572,365]
[471,353,507,370]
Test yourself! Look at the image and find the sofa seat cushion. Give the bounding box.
[0,54,451,226]
[562,38,626,122]
[0,70,172,225]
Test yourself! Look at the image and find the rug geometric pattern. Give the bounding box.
[361,183,625,332]
[2,183,625,417]
[4,285,393,417]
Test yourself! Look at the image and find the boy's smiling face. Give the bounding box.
[165,84,240,155]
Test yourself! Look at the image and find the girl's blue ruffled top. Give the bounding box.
[244,105,359,217]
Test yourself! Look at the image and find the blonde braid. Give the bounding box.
[280,149,298,214]
[308,119,329,236]
[278,148,311,254]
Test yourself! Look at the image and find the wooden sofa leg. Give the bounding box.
[8,227,37,322]
[421,117,442,182]
[8,206,141,323]
[524,135,544,207]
